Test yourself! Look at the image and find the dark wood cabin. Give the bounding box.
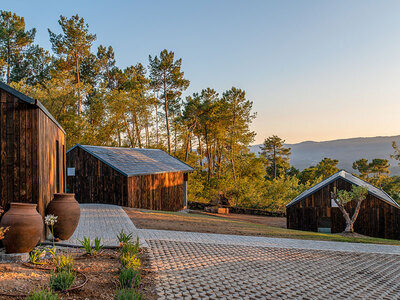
[0,82,66,238]
[66,144,194,211]
[286,170,400,239]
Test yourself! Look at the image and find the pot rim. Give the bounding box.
[9,202,38,208]
[53,193,75,196]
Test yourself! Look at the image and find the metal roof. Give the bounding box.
[68,144,194,177]
[286,170,400,208]
[0,81,65,133]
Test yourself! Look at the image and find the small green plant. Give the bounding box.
[78,236,103,255]
[0,206,9,241]
[27,289,59,300]
[49,270,76,291]
[115,288,143,300]
[117,230,133,246]
[46,246,57,259]
[54,254,74,273]
[29,246,45,265]
[94,237,103,253]
[119,267,141,289]
[120,253,141,269]
[121,238,140,257]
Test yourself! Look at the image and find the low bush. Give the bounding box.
[119,267,141,289]
[54,254,74,273]
[120,253,141,269]
[121,238,140,257]
[115,288,143,300]
[27,289,59,300]
[117,230,133,245]
[29,246,45,265]
[78,236,103,255]
[50,270,75,291]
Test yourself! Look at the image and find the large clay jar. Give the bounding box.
[0,203,43,253]
[46,193,80,240]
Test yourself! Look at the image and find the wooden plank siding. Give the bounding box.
[66,147,185,211]
[0,87,65,240]
[287,178,400,240]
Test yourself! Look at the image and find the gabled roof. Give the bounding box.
[68,144,194,177]
[0,81,65,133]
[286,170,400,208]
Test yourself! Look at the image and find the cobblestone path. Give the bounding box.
[147,239,400,300]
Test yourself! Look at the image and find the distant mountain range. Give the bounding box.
[250,135,400,175]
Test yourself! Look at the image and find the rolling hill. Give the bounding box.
[250,135,400,175]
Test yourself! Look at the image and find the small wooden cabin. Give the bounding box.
[0,82,66,220]
[286,170,400,239]
[66,145,194,211]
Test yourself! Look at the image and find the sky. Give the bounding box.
[3,0,400,144]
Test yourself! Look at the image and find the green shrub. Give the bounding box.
[94,237,103,252]
[117,230,133,245]
[78,236,103,255]
[120,253,141,269]
[119,267,141,289]
[27,289,59,300]
[78,236,93,255]
[54,255,74,273]
[121,238,140,257]
[50,270,76,291]
[29,246,45,265]
[115,288,143,300]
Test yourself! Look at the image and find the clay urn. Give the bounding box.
[46,193,80,240]
[0,203,43,253]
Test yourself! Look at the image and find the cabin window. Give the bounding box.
[331,198,338,207]
[56,140,60,193]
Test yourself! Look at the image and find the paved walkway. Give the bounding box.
[54,204,400,299]
[140,229,400,255]
[56,204,146,247]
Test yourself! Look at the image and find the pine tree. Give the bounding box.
[49,14,96,116]
[148,50,189,153]
[260,135,291,179]
[0,10,36,83]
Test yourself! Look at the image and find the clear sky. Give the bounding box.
[4,0,400,144]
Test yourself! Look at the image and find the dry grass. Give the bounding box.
[125,208,400,246]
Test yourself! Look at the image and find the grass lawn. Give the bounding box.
[124,208,400,246]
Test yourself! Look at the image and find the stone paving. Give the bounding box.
[147,239,400,299]
[52,204,400,299]
[56,204,146,247]
[140,229,400,255]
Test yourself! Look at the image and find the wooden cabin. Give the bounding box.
[66,145,194,211]
[0,82,66,221]
[286,170,400,239]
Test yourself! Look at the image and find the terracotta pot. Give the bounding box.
[0,203,43,253]
[46,193,80,240]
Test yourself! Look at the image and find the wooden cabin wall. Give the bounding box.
[0,89,40,210]
[37,109,66,218]
[127,172,184,211]
[286,178,400,239]
[66,147,128,206]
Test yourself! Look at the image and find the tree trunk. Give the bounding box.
[163,71,171,153]
[75,51,82,116]
[198,135,203,167]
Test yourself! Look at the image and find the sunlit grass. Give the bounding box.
[128,208,400,246]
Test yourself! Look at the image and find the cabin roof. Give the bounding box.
[0,81,65,133]
[68,144,195,177]
[286,170,400,208]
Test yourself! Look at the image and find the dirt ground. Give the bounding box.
[124,208,287,236]
[0,248,156,300]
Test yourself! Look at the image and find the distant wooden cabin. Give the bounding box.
[0,82,66,222]
[286,170,400,239]
[66,145,194,211]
